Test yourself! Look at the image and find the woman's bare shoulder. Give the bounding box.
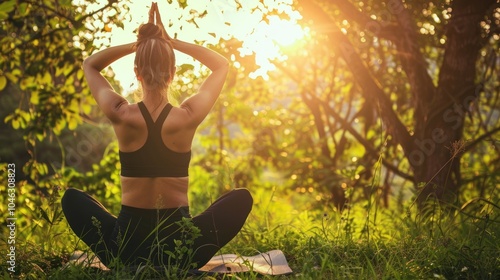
[111,103,148,134]
[112,103,148,151]
[166,105,199,130]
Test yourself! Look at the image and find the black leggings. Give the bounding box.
[61,188,252,269]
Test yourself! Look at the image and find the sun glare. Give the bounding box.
[240,15,307,79]
[102,0,306,92]
[266,15,306,46]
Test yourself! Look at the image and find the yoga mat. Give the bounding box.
[67,249,292,276]
[198,250,292,275]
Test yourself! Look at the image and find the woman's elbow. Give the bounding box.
[215,57,229,72]
[82,57,90,68]
[82,57,100,73]
[82,58,93,74]
[221,57,229,67]
[217,60,229,76]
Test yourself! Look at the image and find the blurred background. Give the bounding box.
[0,0,498,278]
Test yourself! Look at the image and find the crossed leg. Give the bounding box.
[61,188,118,266]
[190,188,253,267]
[61,188,253,268]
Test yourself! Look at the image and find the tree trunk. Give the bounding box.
[412,0,493,207]
[296,0,496,209]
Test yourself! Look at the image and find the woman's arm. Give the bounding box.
[83,43,135,123]
[173,39,229,126]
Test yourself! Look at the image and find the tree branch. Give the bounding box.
[317,94,414,181]
[312,0,436,133]
[326,0,400,40]
[300,89,333,160]
[463,126,500,154]
[274,62,414,181]
[297,0,414,156]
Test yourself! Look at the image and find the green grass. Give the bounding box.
[1,184,499,280]
[1,161,499,279]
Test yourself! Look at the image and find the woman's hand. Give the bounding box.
[148,2,155,24]
[149,2,173,41]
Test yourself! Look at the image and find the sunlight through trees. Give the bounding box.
[0,0,498,278]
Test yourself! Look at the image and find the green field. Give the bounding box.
[1,166,498,279]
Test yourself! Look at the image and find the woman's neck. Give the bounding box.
[142,92,168,114]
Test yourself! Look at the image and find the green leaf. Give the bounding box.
[82,103,92,114]
[41,72,52,84]
[68,118,78,130]
[39,208,52,224]
[177,0,188,9]
[5,69,22,85]
[0,76,6,91]
[18,3,30,16]
[12,119,19,129]
[30,91,40,104]
[4,114,13,123]
[0,0,15,14]
[76,69,84,80]
[177,64,195,75]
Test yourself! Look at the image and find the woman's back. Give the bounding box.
[113,101,195,154]
[114,101,196,209]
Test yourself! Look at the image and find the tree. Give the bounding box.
[288,0,500,208]
[0,0,129,180]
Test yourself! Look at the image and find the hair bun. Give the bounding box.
[137,23,164,43]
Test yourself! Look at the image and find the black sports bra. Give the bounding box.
[119,102,191,177]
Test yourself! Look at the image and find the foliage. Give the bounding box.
[1,0,129,137]
[283,0,500,208]
[0,0,129,179]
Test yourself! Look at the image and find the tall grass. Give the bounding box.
[1,163,499,279]
[233,187,500,279]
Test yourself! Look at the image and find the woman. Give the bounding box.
[61,3,252,269]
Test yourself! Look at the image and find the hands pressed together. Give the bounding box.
[148,2,173,42]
